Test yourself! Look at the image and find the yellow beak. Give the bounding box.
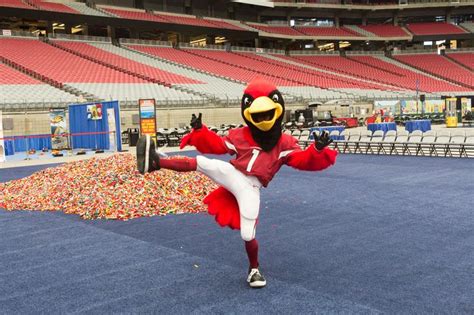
[243,96,283,131]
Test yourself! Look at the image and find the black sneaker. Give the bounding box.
[136,135,160,174]
[247,268,266,288]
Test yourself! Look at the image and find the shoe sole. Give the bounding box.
[136,135,150,174]
[249,280,266,288]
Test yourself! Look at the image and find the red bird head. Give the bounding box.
[241,77,285,151]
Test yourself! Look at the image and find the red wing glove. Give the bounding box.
[180,113,228,155]
[314,131,333,151]
[286,131,337,171]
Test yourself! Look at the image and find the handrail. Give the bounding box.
[0,29,38,38]
[289,50,340,55]
[49,33,111,43]
[345,50,385,55]
[391,48,438,55]
[119,38,172,47]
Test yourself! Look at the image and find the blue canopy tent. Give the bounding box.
[68,101,122,152]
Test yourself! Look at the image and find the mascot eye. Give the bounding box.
[243,96,252,107]
[271,93,280,103]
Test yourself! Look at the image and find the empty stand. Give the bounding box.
[0,62,78,104]
[63,2,109,16]
[99,6,166,22]
[0,0,33,9]
[0,37,202,102]
[445,52,474,70]
[51,40,201,85]
[27,0,80,13]
[128,45,301,87]
[191,49,389,90]
[154,12,219,29]
[295,26,360,37]
[245,23,304,36]
[351,55,469,92]
[394,53,474,88]
[91,42,247,101]
[406,22,467,35]
[357,25,410,37]
[203,17,247,31]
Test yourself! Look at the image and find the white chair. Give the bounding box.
[355,130,373,154]
[449,130,466,157]
[406,130,423,155]
[419,130,436,156]
[380,130,397,155]
[393,130,409,155]
[368,130,384,154]
[434,130,451,157]
[341,130,361,153]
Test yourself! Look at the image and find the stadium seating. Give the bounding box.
[0,62,78,104]
[0,37,200,103]
[445,52,474,70]
[245,23,305,36]
[63,2,110,17]
[394,53,474,88]
[356,25,410,37]
[0,0,33,9]
[98,6,166,22]
[189,49,391,91]
[27,0,80,14]
[153,12,219,29]
[51,40,200,85]
[94,42,248,101]
[349,55,469,92]
[202,18,247,31]
[295,26,360,37]
[128,45,302,86]
[405,22,467,35]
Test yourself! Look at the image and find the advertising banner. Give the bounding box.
[0,111,5,163]
[107,108,116,152]
[87,103,103,120]
[50,109,68,150]
[139,99,157,141]
[461,98,472,113]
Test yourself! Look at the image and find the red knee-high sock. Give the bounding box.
[245,239,259,269]
[158,157,197,172]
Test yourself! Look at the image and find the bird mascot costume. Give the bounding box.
[136,78,337,288]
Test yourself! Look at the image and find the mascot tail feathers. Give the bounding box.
[203,187,240,230]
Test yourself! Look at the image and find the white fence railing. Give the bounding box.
[1,29,38,38]
[49,33,111,43]
[445,47,474,53]
[392,48,438,55]
[345,50,385,55]
[119,38,172,47]
[289,50,340,55]
[179,42,226,50]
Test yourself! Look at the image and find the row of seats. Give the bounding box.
[350,55,468,93]
[444,52,474,71]
[98,6,241,31]
[356,25,409,37]
[394,54,474,89]
[95,43,247,101]
[286,54,468,93]
[128,45,302,87]
[1,1,472,39]
[405,22,468,35]
[53,40,200,85]
[327,129,474,158]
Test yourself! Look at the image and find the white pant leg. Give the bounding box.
[196,156,260,241]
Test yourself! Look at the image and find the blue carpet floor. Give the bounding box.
[0,154,473,314]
